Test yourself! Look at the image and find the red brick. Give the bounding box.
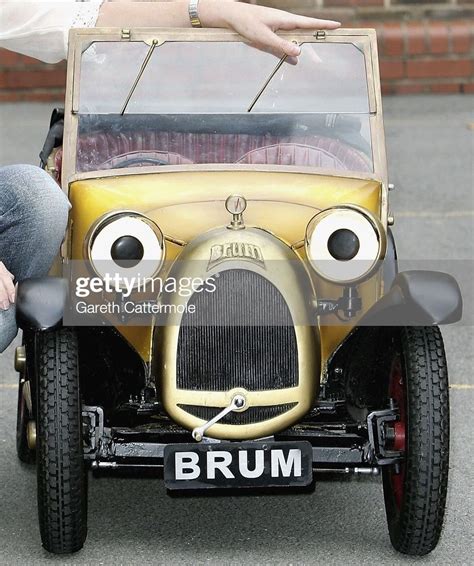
[406,22,428,55]
[380,60,405,80]
[3,69,66,89]
[428,22,450,54]
[0,49,49,68]
[19,54,52,67]
[464,83,474,93]
[449,21,472,54]
[393,83,426,95]
[0,90,65,102]
[0,49,20,67]
[323,0,383,6]
[406,58,472,79]
[381,23,404,57]
[430,83,462,93]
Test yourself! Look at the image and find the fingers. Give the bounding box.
[247,42,299,65]
[0,261,15,310]
[0,279,14,310]
[223,3,341,58]
[252,24,302,58]
[279,15,341,31]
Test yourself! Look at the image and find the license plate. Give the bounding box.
[164,441,313,490]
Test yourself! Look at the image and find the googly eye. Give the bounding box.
[88,213,164,281]
[305,206,385,283]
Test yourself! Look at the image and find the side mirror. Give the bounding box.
[360,270,463,326]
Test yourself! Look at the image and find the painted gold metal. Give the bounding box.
[70,164,380,185]
[59,29,390,431]
[45,148,60,180]
[23,380,33,414]
[27,420,36,450]
[120,39,159,115]
[14,346,26,373]
[247,51,292,113]
[226,194,247,230]
[153,225,320,440]
[305,204,387,285]
[62,28,388,206]
[69,171,382,364]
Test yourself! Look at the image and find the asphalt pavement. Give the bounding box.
[0,96,473,565]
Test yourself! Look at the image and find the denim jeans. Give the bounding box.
[0,165,70,352]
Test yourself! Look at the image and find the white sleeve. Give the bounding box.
[0,1,104,64]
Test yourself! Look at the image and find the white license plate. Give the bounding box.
[164,441,313,490]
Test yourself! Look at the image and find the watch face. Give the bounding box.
[226,195,247,215]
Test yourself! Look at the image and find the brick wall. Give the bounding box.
[0,0,473,101]
[0,50,66,102]
[374,19,473,94]
[251,0,474,20]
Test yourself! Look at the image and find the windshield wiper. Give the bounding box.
[120,40,158,115]
[247,50,292,113]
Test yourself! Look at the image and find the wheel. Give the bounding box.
[383,326,449,556]
[16,336,36,464]
[36,328,87,554]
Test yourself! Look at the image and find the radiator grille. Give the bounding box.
[176,269,298,392]
[178,404,297,425]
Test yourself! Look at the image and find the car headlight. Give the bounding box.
[305,205,386,284]
[86,212,165,280]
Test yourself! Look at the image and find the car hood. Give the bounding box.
[69,170,382,260]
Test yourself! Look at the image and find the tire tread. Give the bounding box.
[384,326,449,555]
[37,328,86,554]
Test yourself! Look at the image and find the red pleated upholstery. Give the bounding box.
[56,131,371,176]
[237,141,369,170]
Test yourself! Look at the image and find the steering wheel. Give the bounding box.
[99,149,193,170]
[113,156,169,168]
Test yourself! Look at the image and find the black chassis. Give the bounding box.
[81,400,402,477]
[75,323,406,476]
[17,258,462,478]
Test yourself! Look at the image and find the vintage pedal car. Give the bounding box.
[14,28,462,555]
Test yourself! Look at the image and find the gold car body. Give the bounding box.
[59,28,388,438]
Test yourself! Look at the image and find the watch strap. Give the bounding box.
[189,0,202,28]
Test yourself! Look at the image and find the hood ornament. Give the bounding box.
[226,194,247,231]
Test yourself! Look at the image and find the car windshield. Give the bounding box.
[76,40,374,174]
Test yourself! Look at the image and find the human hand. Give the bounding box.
[199,1,341,58]
[0,261,15,310]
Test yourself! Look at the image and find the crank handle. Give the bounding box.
[192,395,246,442]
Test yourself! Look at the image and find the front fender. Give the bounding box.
[16,277,67,331]
[360,270,462,326]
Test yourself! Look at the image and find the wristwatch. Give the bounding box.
[189,0,202,28]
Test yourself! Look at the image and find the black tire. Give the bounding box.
[383,326,449,556]
[36,328,87,554]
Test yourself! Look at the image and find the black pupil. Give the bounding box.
[327,229,360,261]
[111,236,144,268]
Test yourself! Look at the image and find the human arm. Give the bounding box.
[97,1,341,58]
[0,1,340,64]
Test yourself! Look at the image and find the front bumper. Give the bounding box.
[83,404,400,477]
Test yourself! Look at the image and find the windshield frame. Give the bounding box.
[63,28,387,191]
